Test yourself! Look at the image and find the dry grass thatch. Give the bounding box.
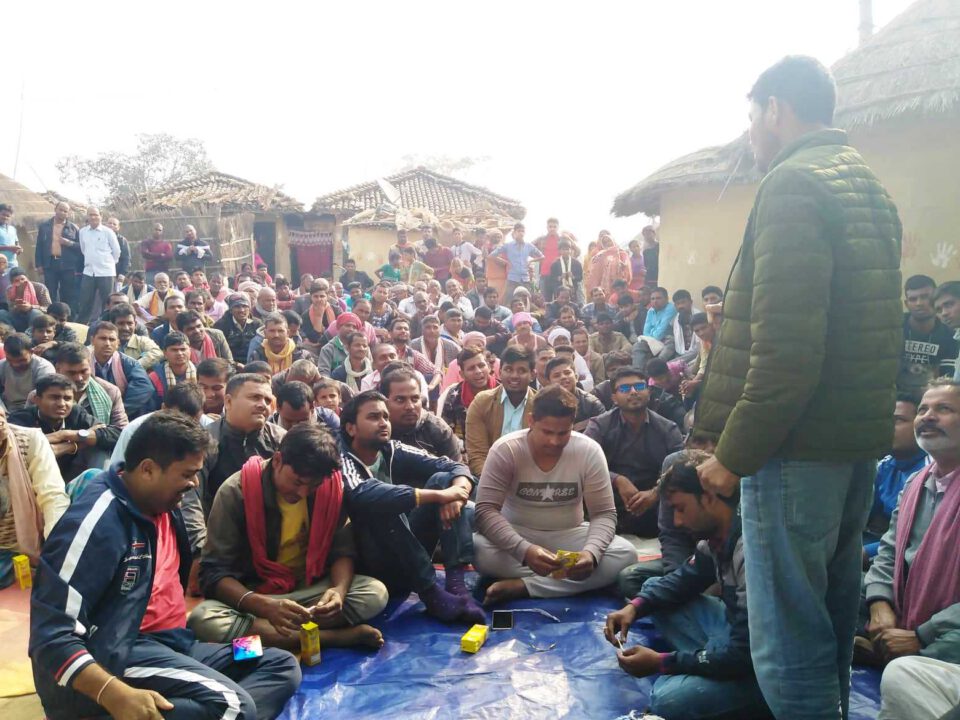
[313,166,526,222]
[613,0,960,217]
[0,173,55,223]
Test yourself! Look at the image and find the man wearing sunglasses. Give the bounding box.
[584,366,683,537]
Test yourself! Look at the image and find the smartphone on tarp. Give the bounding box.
[492,610,514,630]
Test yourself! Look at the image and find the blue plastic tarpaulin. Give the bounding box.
[279,576,882,720]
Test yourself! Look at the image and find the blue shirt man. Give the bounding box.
[0,204,21,268]
[490,225,544,283]
[643,288,677,341]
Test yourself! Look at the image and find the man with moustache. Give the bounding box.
[858,380,960,695]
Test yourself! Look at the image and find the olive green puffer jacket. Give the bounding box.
[695,129,902,477]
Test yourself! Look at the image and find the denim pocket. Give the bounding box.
[779,460,851,543]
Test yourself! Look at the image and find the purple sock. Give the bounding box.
[459,596,486,625]
[420,581,468,622]
[444,566,470,597]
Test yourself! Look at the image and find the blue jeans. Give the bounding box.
[742,459,874,720]
[646,589,770,720]
[353,472,475,594]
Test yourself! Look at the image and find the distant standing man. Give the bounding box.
[0,203,22,267]
[141,222,173,284]
[78,207,121,324]
[177,225,211,275]
[105,217,131,287]
[489,222,544,302]
[35,201,82,304]
[695,56,902,720]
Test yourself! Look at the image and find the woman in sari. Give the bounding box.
[627,239,647,291]
[483,230,508,298]
[586,232,631,298]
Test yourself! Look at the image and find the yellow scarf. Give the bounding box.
[262,339,296,373]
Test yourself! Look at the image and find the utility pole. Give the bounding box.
[859,0,875,46]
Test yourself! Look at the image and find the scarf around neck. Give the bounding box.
[241,456,343,594]
[344,356,372,391]
[164,360,198,392]
[3,428,44,561]
[893,463,960,630]
[190,332,218,365]
[83,378,113,425]
[262,339,296,373]
[309,303,336,334]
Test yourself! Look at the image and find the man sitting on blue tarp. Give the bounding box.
[605,452,770,720]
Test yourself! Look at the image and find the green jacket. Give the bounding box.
[695,129,902,477]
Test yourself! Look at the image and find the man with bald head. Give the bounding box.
[254,286,278,320]
[141,222,173,284]
[78,207,121,323]
[36,201,82,305]
[177,224,210,274]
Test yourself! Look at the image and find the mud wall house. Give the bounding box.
[111,171,304,281]
[0,173,56,276]
[612,0,960,295]
[310,167,526,277]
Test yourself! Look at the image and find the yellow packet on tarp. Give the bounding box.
[461,624,488,653]
[300,622,321,666]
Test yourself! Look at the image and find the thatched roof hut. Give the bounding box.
[0,174,56,274]
[613,0,960,217]
[0,173,55,223]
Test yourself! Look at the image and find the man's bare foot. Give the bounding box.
[318,624,384,649]
[482,578,529,606]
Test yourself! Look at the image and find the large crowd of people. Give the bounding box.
[1,55,957,720]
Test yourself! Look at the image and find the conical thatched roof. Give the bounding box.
[613,0,960,217]
[834,0,960,128]
[0,173,55,222]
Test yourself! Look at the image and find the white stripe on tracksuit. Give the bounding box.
[56,490,116,686]
[124,666,242,720]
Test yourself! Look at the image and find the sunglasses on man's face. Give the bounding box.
[616,382,648,394]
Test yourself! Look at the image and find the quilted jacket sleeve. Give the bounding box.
[715,167,834,477]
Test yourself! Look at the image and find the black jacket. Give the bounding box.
[199,418,286,515]
[213,313,262,364]
[392,409,461,461]
[116,234,131,276]
[583,407,684,491]
[35,217,82,271]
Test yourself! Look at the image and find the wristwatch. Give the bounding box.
[78,429,91,440]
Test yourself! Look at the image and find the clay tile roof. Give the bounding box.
[141,171,303,213]
[312,166,525,220]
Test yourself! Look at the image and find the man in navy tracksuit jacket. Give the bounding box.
[29,412,300,720]
[339,389,484,624]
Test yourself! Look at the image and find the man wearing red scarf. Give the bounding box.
[189,424,388,651]
[439,347,496,450]
[859,380,960,681]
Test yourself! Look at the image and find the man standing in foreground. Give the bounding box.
[695,56,902,719]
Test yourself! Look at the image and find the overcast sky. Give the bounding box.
[4,0,913,242]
